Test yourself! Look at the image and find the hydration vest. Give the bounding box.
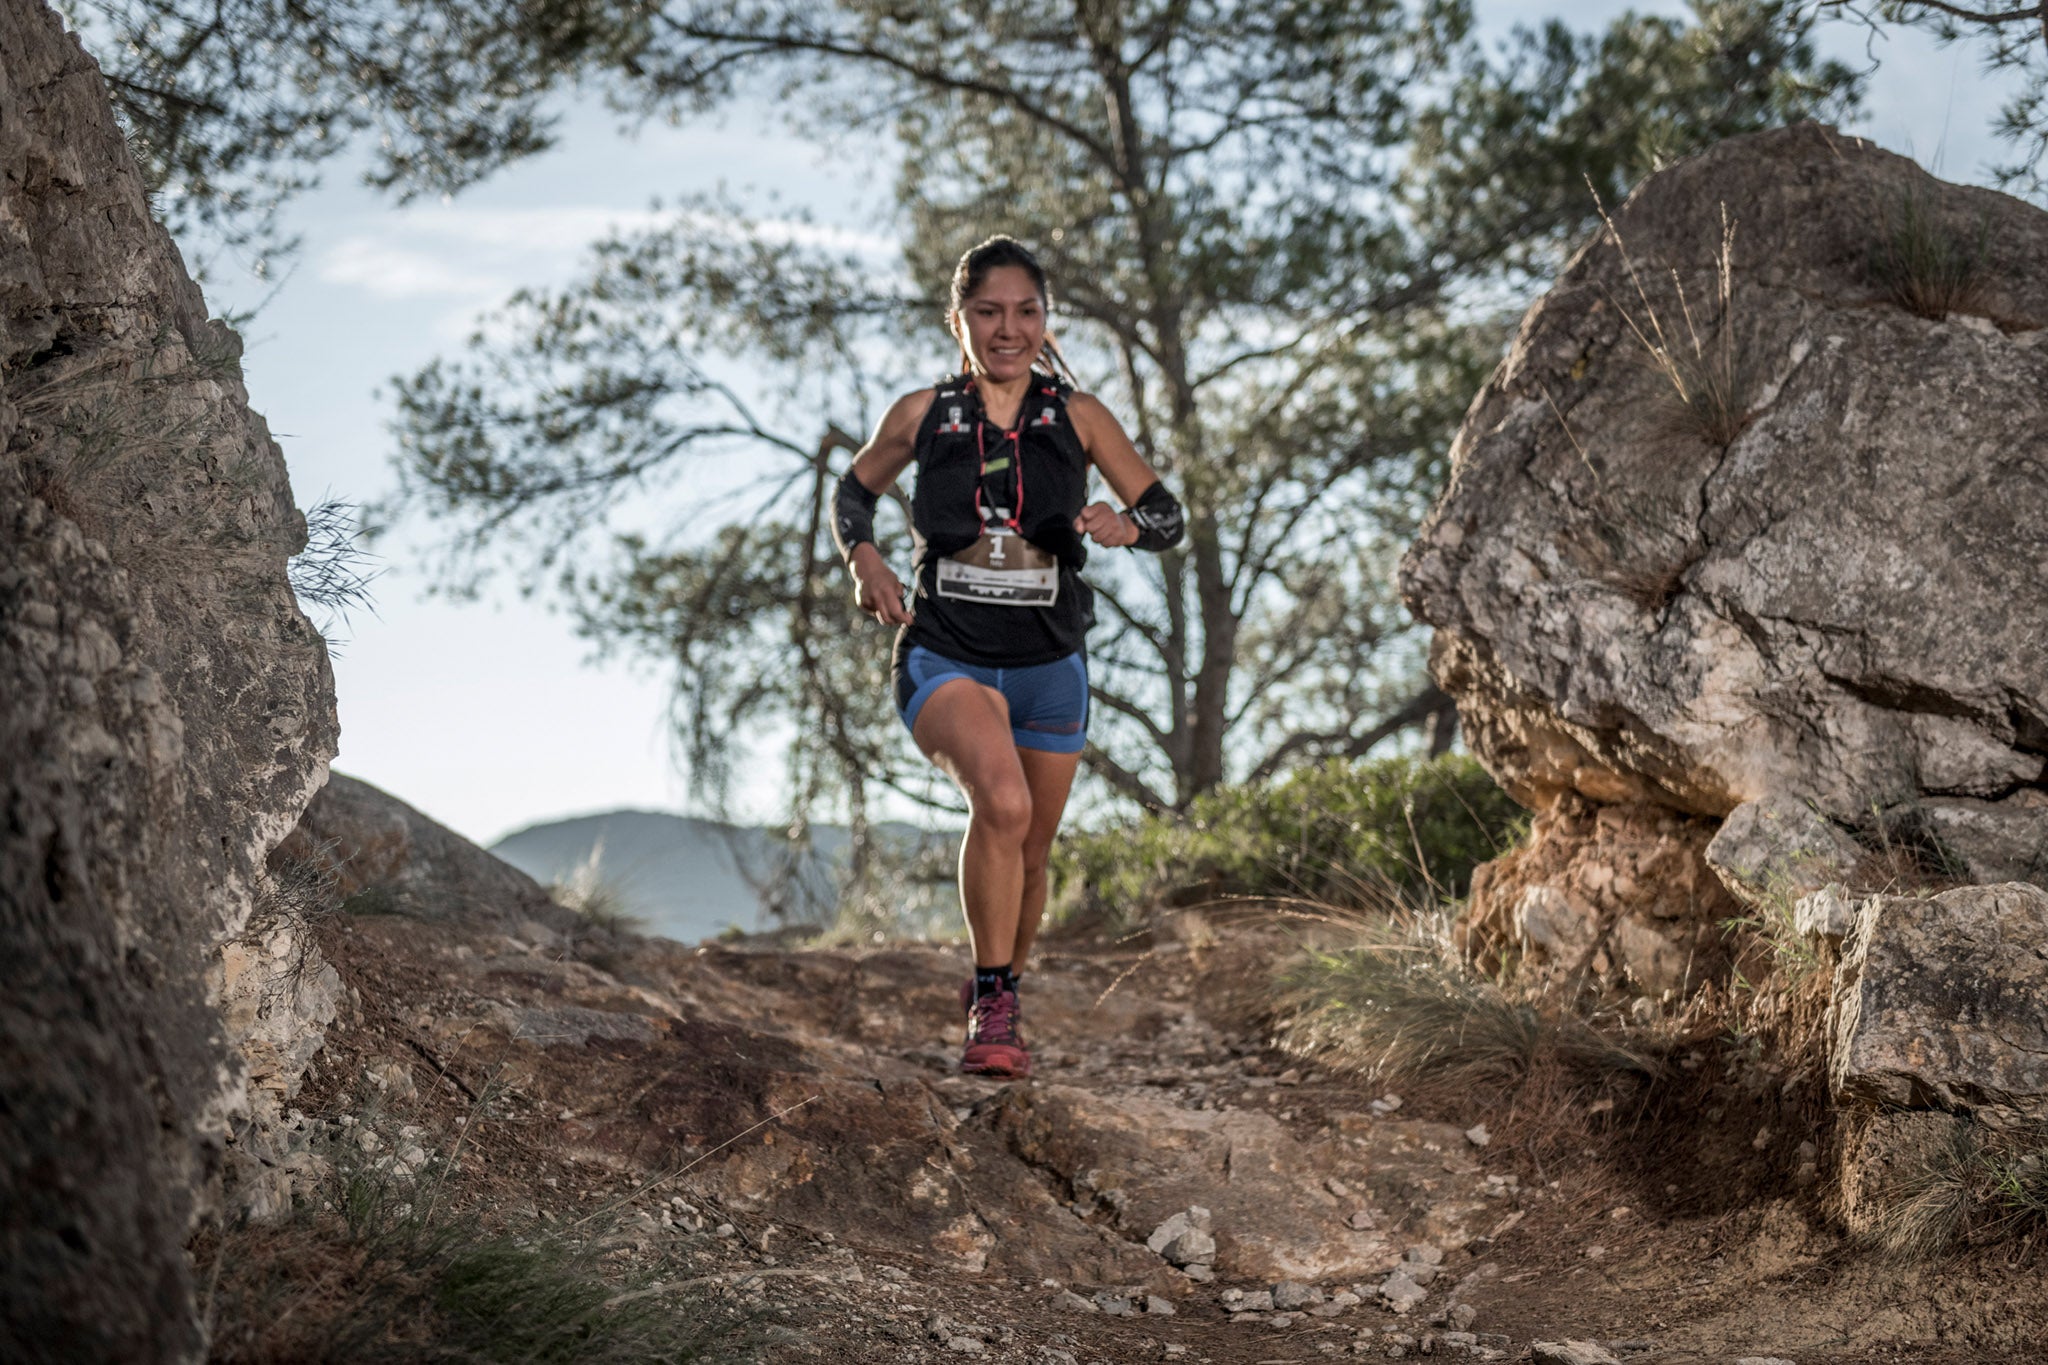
[909,370,1090,576]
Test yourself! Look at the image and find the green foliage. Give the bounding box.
[379,0,1863,825]
[1050,753,1525,924]
[1277,929,1656,1085]
[61,0,579,273]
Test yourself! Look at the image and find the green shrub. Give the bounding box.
[1051,753,1525,927]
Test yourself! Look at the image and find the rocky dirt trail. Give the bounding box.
[274,899,2046,1365]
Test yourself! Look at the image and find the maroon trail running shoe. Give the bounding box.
[961,987,1031,1077]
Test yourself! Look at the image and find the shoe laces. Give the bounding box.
[967,988,1022,1047]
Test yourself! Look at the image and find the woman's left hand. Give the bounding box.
[1074,501,1137,548]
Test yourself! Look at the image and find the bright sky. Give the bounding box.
[190,4,2026,847]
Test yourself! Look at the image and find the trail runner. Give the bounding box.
[831,236,1184,1077]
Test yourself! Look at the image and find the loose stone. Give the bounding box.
[1531,1344,1621,1365]
[1380,1272,1428,1313]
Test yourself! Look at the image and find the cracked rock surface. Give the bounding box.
[1401,122,2048,886]
[1830,881,2048,1120]
[2,0,335,1357]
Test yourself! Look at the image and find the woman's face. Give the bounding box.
[951,265,1047,385]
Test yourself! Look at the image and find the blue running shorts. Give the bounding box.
[892,643,1089,754]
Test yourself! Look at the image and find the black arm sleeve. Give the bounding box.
[1124,480,1184,552]
[831,470,880,565]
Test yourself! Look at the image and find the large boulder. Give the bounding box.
[1,2,336,1359]
[273,772,577,936]
[1401,123,2048,890]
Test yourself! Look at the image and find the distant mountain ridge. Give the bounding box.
[489,809,954,944]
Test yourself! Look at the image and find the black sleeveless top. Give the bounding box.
[902,371,1095,667]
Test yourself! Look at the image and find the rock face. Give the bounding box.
[1401,123,2048,889]
[1830,882,2048,1121]
[1,2,336,1359]
[1704,792,1865,910]
[274,772,576,936]
[1459,794,1738,993]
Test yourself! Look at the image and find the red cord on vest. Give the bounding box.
[970,376,1025,535]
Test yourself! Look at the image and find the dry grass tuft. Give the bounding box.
[1869,185,1989,322]
[1594,191,1754,449]
[290,497,382,650]
[1863,1120,2048,1261]
[550,839,650,936]
[1274,913,1658,1088]
[201,1087,756,1363]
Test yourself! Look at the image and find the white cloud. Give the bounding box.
[394,204,672,252]
[316,239,514,299]
[317,201,900,310]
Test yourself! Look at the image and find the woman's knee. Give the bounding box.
[972,778,1035,841]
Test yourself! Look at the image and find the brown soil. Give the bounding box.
[201,910,2048,1364]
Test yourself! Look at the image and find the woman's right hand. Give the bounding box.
[849,543,915,626]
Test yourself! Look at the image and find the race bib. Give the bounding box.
[936,531,1059,606]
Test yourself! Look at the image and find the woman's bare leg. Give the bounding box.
[1011,746,1082,975]
[912,678,1035,966]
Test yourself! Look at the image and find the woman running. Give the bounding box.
[830,236,1184,1077]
